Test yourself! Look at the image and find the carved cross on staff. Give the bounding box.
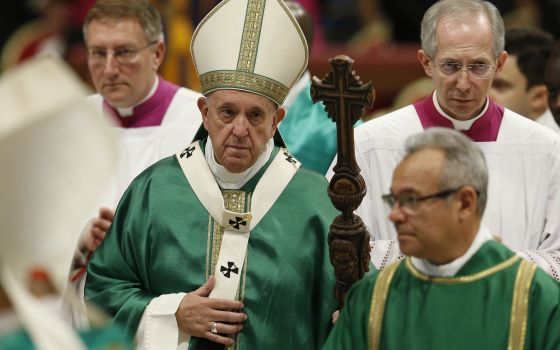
[310,55,375,306]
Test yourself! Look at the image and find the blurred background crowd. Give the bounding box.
[1,0,559,113]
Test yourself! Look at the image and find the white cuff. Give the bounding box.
[135,293,187,350]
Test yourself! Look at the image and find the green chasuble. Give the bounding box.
[323,241,560,350]
[85,142,338,349]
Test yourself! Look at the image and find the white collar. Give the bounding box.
[111,76,160,117]
[433,91,489,131]
[205,137,274,189]
[410,226,492,277]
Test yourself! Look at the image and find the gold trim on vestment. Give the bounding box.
[205,218,213,280]
[232,193,251,350]
[199,70,289,106]
[507,260,536,350]
[368,261,400,350]
[237,0,264,72]
[209,190,247,350]
[405,255,520,284]
[210,190,247,274]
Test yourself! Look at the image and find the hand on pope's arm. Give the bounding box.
[175,276,247,346]
[81,207,115,253]
[70,207,115,280]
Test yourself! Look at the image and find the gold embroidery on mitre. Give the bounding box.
[237,0,264,73]
[200,70,289,105]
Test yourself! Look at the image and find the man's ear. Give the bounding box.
[197,97,209,128]
[495,51,508,73]
[153,41,166,70]
[274,107,285,126]
[527,84,549,116]
[457,186,478,220]
[270,107,285,137]
[418,50,432,77]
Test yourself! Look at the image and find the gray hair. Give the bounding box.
[404,128,488,216]
[420,0,505,60]
[83,0,163,44]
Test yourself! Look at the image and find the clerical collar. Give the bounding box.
[414,92,505,142]
[205,137,274,189]
[410,226,492,277]
[111,77,159,117]
[102,76,180,128]
[433,91,488,130]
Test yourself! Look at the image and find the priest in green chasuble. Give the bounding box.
[323,128,560,350]
[85,0,338,349]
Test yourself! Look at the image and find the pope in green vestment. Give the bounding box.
[85,139,338,349]
[323,239,560,350]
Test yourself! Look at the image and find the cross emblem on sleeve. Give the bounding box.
[284,152,297,164]
[180,146,196,158]
[228,216,248,230]
[220,261,239,278]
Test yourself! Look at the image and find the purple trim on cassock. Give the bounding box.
[413,95,504,142]
[103,76,180,128]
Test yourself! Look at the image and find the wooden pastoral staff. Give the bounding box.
[310,55,375,306]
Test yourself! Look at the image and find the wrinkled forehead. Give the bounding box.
[206,89,278,111]
[434,14,494,60]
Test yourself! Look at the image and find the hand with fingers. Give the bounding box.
[70,207,115,281]
[175,276,247,346]
[81,207,115,253]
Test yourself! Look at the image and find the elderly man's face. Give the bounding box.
[418,15,507,121]
[85,18,164,108]
[199,90,284,173]
[388,148,462,264]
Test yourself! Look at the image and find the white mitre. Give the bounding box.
[0,57,117,350]
[191,0,308,106]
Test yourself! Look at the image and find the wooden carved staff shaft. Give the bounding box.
[310,55,375,307]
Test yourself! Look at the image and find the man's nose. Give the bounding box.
[232,115,249,137]
[455,70,471,92]
[388,203,406,223]
[103,54,119,75]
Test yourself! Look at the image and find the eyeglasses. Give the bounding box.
[87,42,156,66]
[381,188,461,215]
[434,62,495,79]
